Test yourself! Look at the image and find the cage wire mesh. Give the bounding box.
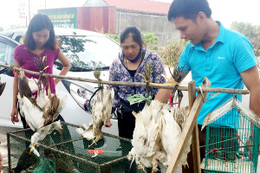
[203,108,259,173]
[7,122,141,173]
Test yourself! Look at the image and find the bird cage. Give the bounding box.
[201,97,260,173]
[7,122,139,173]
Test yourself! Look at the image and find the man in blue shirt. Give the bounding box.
[155,0,260,172]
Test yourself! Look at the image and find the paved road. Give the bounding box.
[0,126,21,172]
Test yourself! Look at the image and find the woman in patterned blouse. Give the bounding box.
[109,26,166,139]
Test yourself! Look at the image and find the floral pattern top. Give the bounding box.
[109,49,166,109]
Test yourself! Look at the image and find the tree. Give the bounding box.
[231,22,260,59]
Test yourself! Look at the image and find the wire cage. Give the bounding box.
[202,99,259,173]
[7,122,139,173]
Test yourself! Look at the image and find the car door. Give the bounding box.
[0,35,22,128]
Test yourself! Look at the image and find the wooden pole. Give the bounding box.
[188,81,201,173]
[0,64,249,94]
[166,77,211,173]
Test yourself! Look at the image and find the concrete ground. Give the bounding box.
[0,127,19,173]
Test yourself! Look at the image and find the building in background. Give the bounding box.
[39,0,179,46]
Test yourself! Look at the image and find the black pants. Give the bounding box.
[117,111,136,140]
[117,111,138,173]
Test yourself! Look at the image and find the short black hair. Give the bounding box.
[168,0,212,21]
[120,26,142,49]
[24,13,57,50]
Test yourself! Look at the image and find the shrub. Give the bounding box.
[157,39,187,68]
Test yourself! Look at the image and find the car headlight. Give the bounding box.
[62,80,94,112]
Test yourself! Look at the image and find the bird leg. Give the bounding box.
[29,143,35,155]
[89,133,104,147]
[29,143,35,154]
[57,128,62,136]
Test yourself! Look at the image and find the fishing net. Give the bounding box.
[7,122,140,173]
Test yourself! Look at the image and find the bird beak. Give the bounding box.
[29,143,35,155]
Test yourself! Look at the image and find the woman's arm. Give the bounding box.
[54,51,71,85]
[10,60,21,124]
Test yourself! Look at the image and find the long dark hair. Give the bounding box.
[24,13,57,50]
[120,26,143,49]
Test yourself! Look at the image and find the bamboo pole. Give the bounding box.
[188,81,201,173]
[0,64,249,94]
[166,77,211,173]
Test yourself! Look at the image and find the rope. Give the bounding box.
[85,86,103,111]
[137,73,153,104]
[138,73,150,83]
[161,74,181,86]
[199,86,206,103]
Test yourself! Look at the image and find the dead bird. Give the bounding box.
[76,87,114,147]
[18,70,42,110]
[17,71,67,157]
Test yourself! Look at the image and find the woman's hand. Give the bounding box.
[105,119,112,127]
[10,107,19,124]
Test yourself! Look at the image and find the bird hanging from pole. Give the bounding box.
[76,68,114,147]
[170,66,189,104]
[17,56,67,157]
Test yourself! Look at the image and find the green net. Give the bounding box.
[203,108,259,173]
[7,122,141,173]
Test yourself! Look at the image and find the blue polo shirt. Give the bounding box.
[178,21,257,128]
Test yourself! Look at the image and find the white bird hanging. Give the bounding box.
[128,100,166,172]
[128,99,192,172]
[161,106,192,167]
[17,70,67,156]
[76,86,114,146]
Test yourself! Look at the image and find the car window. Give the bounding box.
[56,35,121,71]
[0,41,15,65]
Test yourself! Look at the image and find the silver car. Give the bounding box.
[0,28,121,135]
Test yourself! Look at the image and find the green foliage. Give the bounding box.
[157,39,187,68]
[142,32,159,50]
[106,32,159,50]
[105,34,120,43]
[231,22,260,58]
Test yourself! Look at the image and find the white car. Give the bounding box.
[0,28,121,135]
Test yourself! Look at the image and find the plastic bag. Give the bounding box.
[33,157,56,173]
